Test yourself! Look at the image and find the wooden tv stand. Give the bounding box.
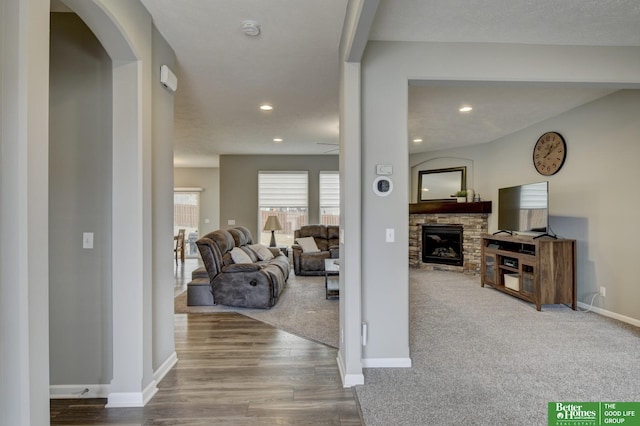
[480,233,576,311]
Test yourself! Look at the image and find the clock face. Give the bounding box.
[533,132,566,176]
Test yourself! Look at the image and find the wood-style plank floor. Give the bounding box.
[51,312,362,425]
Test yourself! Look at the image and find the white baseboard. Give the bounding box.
[142,379,158,405]
[49,353,175,405]
[577,302,640,327]
[154,351,178,384]
[50,384,110,399]
[106,379,158,408]
[362,357,412,368]
[106,381,156,408]
[336,354,364,388]
[106,391,144,408]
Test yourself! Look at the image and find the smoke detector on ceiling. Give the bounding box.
[242,20,260,36]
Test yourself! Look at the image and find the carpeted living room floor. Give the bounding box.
[355,269,640,426]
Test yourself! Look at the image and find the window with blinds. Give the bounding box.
[319,171,339,225]
[258,171,309,246]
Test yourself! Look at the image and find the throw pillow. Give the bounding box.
[296,236,320,253]
[230,247,252,264]
[249,244,274,261]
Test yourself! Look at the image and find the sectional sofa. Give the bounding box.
[192,226,290,309]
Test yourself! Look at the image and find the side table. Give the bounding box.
[324,258,340,300]
[277,245,289,258]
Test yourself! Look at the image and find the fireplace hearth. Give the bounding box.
[422,224,463,266]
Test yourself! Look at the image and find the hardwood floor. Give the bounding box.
[51,312,362,425]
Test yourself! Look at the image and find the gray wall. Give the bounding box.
[219,155,338,238]
[49,13,113,385]
[3,0,175,416]
[1,0,51,422]
[174,167,221,234]
[151,25,177,374]
[48,12,178,390]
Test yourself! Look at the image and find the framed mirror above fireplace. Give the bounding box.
[418,166,466,202]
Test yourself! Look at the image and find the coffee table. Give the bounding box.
[324,258,340,300]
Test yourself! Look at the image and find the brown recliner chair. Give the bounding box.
[292,224,339,276]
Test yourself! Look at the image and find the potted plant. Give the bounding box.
[454,190,467,203]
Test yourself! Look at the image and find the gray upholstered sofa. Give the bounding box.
[195,226,290,308]
[292,224,339,276]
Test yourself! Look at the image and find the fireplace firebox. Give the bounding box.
[422,224,463,266]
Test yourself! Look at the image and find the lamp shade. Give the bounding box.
[263,215,282,231]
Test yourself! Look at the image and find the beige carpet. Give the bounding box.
[175,274,339,348]
[355,269,640,426]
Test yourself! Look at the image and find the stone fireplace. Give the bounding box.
[409,203,490,274]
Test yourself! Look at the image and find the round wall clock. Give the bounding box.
[533,131,566,176]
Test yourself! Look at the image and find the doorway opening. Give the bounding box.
[174,192,200,258]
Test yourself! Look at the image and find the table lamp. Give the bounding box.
[263,215,283,247]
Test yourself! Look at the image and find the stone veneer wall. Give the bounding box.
[409,213,489,275]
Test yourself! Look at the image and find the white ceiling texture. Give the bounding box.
[140,0,640,166]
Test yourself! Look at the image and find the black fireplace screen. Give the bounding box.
[422,225,463,266]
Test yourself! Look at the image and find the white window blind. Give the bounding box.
[258,171,308,208]
[320,171,339,225]
[520,182,547,209]
[320,171,339,208]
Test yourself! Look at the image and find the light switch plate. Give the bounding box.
[228,219,236,225]
[386,228,394,243]
[83,232,94,249]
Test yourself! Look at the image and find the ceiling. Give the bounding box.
[136,0,640,167]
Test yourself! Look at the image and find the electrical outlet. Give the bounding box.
[599,286,606,297]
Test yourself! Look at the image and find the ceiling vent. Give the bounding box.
[242,20,260,36]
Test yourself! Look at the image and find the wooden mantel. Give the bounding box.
[409,201,492,214]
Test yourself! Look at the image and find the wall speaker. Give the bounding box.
[160,65,177,92]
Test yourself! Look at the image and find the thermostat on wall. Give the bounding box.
[373,176,393,196]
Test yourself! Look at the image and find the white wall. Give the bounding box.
[174,167,221,234]
[411,90,640,322]
[360,41,640,365]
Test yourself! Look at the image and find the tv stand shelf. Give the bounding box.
[481,233,576,311]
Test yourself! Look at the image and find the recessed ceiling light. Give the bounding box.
[459,106,473,112]
[273,138,283,143]
[413,138,423,143]
[259,104,273,111]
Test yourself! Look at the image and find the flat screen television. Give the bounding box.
[498,181,549,234]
